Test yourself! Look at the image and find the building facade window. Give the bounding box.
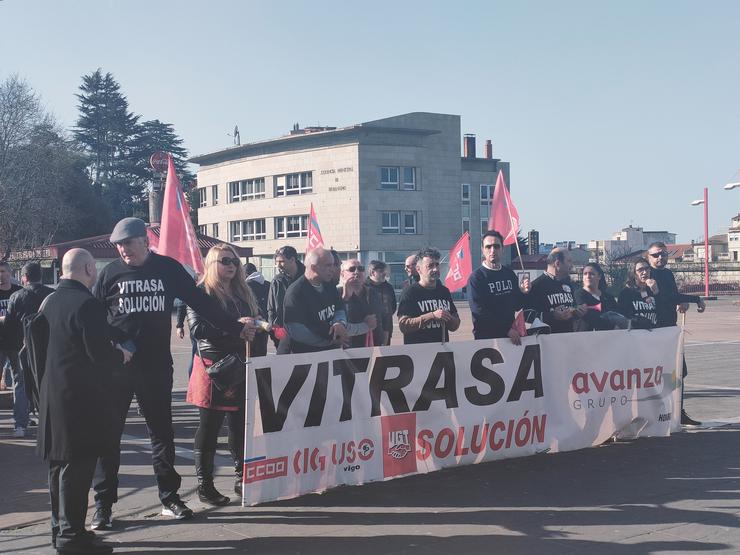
[380,166,417,190]
[211,223,219,238]
[275,215,308,238]
[480,183,494,205]
[462,183,470,203]
[196,187,207,208]
[462,218,470,235]
[211,185,219,205]
[402,167,416,190]
[275,172,312,197]
[197,224,207,235]
[380,211,418,234]
[228,178,265,202]
[230,219,266,241]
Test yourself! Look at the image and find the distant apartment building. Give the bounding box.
[527,230,539,256]
[588,225,676,263]
[729,214,740,262]
[190,112,510,287]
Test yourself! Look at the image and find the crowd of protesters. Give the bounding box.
[0,218,707,554]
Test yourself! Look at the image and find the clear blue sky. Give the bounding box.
[3,0,740,245]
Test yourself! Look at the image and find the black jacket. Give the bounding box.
[650,267,700,327]
[187,286,266,361]
[267,261,305,328]
[5,283,55,351]
[365,278,397,340]
[573,288,621,331]
[37,279,123,461]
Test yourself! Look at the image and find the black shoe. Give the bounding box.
[56,532,112,554]
[234,476,242,497]
[681,410,701,426]
[90,507,112,530]
[197,482,230,506]
[161,498,194,520]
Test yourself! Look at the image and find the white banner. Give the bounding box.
[242,327,682,505]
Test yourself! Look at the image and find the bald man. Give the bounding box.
[283,248,349,353]
[38,249,130,554]
[528,248,587,334]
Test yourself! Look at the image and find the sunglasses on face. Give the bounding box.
[649,251,667,258]
[218,257,240,267]
[636,266,650,273]
[345,265,365,273]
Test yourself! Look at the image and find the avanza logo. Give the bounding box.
[244,456,288,483]
[388,430,411,459]
[381,413,417,478]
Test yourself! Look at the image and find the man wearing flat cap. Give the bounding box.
[90,218,255,527]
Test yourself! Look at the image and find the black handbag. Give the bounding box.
[202,352,245,392]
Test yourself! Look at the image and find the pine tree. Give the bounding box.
[73,69,140,220]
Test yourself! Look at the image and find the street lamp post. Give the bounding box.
[690,187,709,297]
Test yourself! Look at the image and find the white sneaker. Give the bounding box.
[13,427,26,438]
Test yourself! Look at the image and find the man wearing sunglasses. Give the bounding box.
[468,230,530,345]
[90,218,254,528]
[338,260,380,348]
[646,242,706,426]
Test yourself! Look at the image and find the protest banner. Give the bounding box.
[242,327,682,505]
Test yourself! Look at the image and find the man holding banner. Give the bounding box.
[398,248,460,344]
[468,230,530,345]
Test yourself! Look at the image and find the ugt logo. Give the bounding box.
[388,429,411,459]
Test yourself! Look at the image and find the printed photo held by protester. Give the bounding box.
[186,245,264,506]
[397,248,460,344]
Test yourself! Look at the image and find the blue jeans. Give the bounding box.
[0,350,28,429]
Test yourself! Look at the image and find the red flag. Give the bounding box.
[159,155,205,275]
[488,171,520,246]
[512,310,527,336]
[444,232,473,291]
[306,203,324,252]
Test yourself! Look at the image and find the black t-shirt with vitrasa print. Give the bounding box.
[397,282,458,344]
[618,287,659,328]
[94,253,242,367]
[528,273,577,334]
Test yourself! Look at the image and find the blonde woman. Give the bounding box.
[186,245,263,505]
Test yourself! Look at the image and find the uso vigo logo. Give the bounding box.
[244,456,288,483]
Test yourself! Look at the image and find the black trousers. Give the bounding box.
[194,406,245,464]
[49,458,97,546]
[93,365,181,508]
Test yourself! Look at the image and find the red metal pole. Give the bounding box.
[704,187,709,297]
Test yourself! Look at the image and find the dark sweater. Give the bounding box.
[573,288,620,332]
[528,273,578,334]
[467,265,525,339]
[650,267,700,328]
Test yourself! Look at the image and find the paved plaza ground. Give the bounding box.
[1,298,739,554]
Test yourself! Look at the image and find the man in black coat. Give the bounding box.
[267,246,305,353]
[647,241,706,425]
[38,248,131,554]
[5,261,54,409]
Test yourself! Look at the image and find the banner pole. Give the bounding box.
[441,321,447,345]
[241,337,251,507]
